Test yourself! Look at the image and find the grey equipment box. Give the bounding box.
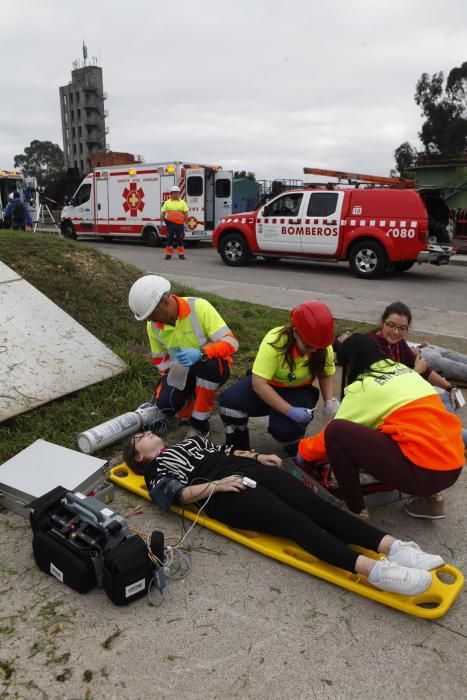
[0,440,114,518]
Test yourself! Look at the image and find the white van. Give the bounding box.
[60,161,233,245]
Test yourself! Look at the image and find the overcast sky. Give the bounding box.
[1,0,466,180]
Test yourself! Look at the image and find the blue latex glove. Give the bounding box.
[287,406,313,426]
[175,348,202,367]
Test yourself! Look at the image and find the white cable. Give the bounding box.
[174,485,216,549]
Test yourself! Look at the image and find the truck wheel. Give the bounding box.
[391,260,416,273]
[349,241,386,279]
[61,222,76,240]
[143,227,160,247]
[219,233,251,266]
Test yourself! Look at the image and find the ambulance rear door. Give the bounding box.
[160,174,175,210]
[185,168,207,238]
[214,171,233,227]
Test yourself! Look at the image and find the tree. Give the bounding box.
[414,62,467,156]
[14,140,64,187]
[234,170,256,181]
[393,142,417,178]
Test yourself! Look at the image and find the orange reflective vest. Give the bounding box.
[165,209,186,224]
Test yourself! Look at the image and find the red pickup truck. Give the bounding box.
[212,186,453,278]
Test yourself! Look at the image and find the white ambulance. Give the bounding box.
[0,170,39,226]
[60,161,233,245]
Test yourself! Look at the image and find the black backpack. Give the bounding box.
[12,200,26,225]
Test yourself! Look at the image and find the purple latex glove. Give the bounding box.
[287,406,313,425]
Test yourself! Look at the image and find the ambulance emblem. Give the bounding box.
[187,216,198,230]
[122,182,145,217]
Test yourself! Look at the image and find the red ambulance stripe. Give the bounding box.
[180,172,186,200]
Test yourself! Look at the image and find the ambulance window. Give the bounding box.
[307,192,338,217]
[215,179,231,198]
[187,176,203,197]
[73,183,91,205]
[264,193,303,217]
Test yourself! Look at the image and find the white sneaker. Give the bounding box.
[388,541,444,571]
[369,559,432,596]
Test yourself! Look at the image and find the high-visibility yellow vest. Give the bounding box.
[162,198,189,224]
[147,296,238,373]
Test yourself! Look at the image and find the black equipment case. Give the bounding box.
[29,486,152,604]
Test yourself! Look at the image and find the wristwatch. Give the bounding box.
[200,351,209,362]
[445,384,457,392]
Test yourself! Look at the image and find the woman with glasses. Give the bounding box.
[334,303,465,419]
[367,302,456,396]
[219,302,339,451]
[298,334,464,521]
[366,301,465,519]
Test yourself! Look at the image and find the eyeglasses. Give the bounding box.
[131,433,146,447]
[384,320,409,333]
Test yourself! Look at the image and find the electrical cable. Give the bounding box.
[173,474,246,549]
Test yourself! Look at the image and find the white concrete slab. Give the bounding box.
[0,264,127,421]
[0,260,21,283]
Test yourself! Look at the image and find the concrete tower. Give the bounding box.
[59,43,108,174]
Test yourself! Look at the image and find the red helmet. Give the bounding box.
[290,301,334,349]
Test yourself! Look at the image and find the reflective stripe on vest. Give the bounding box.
[150,297,208,349]
[187,297,208,345]
[165,210,185,224]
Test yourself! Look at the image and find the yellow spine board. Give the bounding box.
[110,464,463,619]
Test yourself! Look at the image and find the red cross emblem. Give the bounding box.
[187,216,198,230]
[122,182,145,217]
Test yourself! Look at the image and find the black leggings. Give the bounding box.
[204,465,387,572]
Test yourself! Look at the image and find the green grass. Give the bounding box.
[0,230,366,463]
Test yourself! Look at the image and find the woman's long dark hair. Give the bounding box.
[337,333,393,398]
[269,325,326,377]
[122,437,146,475]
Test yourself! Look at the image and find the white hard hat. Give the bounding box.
[170,185,181,192]
[8,192,15,200]
[128,275,171,321]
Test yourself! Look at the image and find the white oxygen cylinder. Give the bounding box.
[77,404,161,454]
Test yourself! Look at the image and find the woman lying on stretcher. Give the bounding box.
[123,432,445,597]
